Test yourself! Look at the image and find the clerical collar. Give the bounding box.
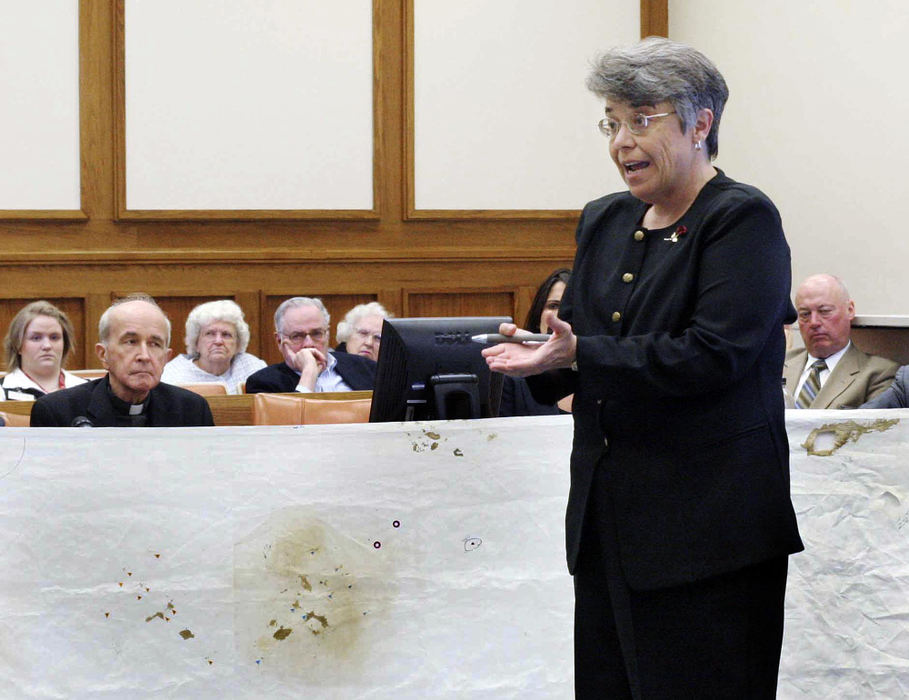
[106,383,148,416]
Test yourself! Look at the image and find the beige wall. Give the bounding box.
[670,0,909,315]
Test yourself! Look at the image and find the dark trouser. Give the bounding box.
[573,467,789,699]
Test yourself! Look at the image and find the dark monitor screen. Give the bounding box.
[369,316,511,422]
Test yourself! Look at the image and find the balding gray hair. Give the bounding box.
[98,293,171,346]
[273,297,330,335]
[587,37,729,159]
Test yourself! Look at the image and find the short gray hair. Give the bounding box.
[184,299,251,357]
[336,302,391,343]
[273,297,329,335]
[587,37,728,159]
[98,293,171,346]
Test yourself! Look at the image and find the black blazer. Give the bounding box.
[30,376,214,427]
[245,352,376,394]
[529,170,803,590]
[498,376,561,417]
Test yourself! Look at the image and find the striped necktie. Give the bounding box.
[795,359,827,409]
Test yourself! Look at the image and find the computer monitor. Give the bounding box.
[369,316,511,422]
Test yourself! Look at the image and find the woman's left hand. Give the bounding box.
[482,316,577,377]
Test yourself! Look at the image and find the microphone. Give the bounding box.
[71,416,94,427]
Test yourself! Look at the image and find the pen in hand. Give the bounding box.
[471,333,551,344]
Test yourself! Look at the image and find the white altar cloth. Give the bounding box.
[1,411,908,698]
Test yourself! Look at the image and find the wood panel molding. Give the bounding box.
[0,211,88,222]
[641,0,669,38]
[0,245,577,265]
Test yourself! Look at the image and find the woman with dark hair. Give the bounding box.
[485,37,802,697]
[498,269,572,416]
[2,300,87,401]
[524,268,571,335]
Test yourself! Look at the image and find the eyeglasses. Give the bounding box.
[354,327,381,344]
[597,111,676,139]
[281,329,327,345]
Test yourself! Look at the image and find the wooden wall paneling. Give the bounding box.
[513,285,538,331]
[403,289,516,321]
[640,0,669,38]
[375,288,404,319]
[323,294,381,344]
[0,211,88,222]
[80,0,113,222]
[0,297,87,370]
[83,293,110,368]
[233,291,261,358]
[0,0,584,348]
[113,0,381,221]
[260,295,280,366]
[0,0,579,296]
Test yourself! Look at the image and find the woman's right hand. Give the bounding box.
[482,317,577,377]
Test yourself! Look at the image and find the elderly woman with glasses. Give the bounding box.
[483,38,802,697]
[160,300,265,394]
[335,301,390,362]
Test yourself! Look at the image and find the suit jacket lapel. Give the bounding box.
[782,351,804,403]
[813,344,860,408]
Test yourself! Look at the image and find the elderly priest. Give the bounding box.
[30,294,214,427]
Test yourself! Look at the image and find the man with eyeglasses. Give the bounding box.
[783,274,897,408]
[245,297,376,394]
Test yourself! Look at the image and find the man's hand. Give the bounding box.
[481,317,577,377]
[283,342,327,391]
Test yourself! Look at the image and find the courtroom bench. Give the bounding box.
[0,391,373,427]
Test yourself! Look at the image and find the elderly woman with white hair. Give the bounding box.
[335,301,390,362]
[161,300,265,394]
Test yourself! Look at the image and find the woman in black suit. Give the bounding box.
[484,38,802,698]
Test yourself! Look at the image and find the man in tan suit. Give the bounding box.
[783,274,898,409]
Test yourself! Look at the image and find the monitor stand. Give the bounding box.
[430,373,481,420]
